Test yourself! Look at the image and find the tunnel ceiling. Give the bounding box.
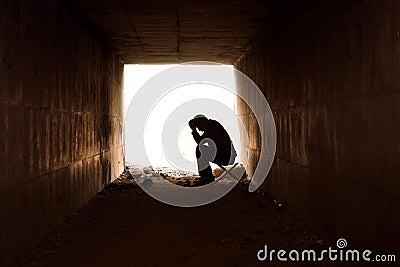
[70,0,273,64]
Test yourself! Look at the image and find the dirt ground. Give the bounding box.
[16,169,348,267]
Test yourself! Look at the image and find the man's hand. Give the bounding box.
[189,120,196,130]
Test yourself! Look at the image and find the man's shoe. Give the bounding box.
[193,175,214,186]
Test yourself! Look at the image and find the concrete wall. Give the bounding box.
[0,0,124,265]
[235,0,400,250]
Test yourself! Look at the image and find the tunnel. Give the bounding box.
[1,0,399,266]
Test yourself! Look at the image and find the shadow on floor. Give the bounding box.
[16,171,343,267]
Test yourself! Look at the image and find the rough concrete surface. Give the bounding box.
[68,0,273,64]
[235,0,400,252]
[15,171,346,267]
[0,1,124,266]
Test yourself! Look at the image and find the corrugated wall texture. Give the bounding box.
[0,0,124,265]
[235,0,400,251]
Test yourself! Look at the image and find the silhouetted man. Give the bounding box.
[188,114,236,186]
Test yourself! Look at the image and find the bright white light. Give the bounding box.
[124,64,240,169]
[124,65,174,117]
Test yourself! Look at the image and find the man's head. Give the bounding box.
[193,114,209,131]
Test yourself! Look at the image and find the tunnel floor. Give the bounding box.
[16,170,342,267]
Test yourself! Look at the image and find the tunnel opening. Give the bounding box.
[123,64,242,177]
[2,0,400,265]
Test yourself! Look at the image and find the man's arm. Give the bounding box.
[189,119,202,144]
[191,130,202,144]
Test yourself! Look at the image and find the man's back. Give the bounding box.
[202,119,232,155]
